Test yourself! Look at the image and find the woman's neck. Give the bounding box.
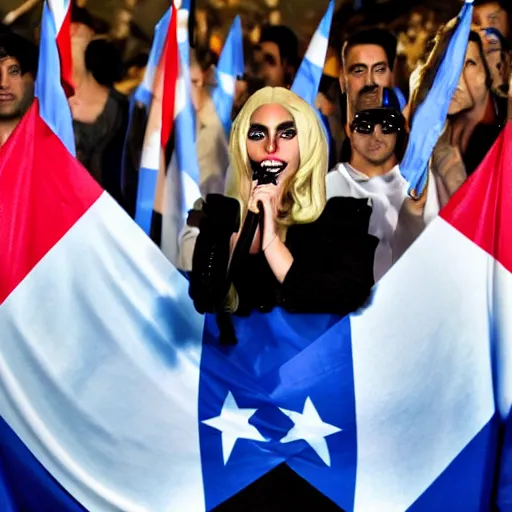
[71,44,90,89]
[450,93,492,154]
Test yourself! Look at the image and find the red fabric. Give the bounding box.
[0,101,102,304]
[56,5,74,98]
[441,121,512,274]
[161,8,179,149]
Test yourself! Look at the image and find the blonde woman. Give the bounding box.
[189,86,376,510]
[190,86,376,321]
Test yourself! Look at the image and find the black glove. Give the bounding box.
[189,194,240,313]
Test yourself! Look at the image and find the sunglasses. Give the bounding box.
[350,109,404,135]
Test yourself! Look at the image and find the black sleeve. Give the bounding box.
[280,197,378,317]
[189,194,240,314]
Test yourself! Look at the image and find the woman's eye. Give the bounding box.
[280,128,297,139]
[248,131,265,141]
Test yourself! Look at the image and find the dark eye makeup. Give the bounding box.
[247,121,297,141]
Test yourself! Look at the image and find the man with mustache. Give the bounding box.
[0,27,37,148]
[337,27,401,162]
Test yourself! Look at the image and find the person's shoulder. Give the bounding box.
[326,162,359,199]
[320,196,372,223]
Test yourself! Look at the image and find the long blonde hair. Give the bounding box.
[226,87,328,230]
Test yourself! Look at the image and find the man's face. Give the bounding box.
[449,41,488,115]
[0,56,34,121]
[189,62,204,112]
[473,2,509,38]
[260,41,287,87]
[341,44,393,117]
[350,122,397,167]
[481,29,509,92]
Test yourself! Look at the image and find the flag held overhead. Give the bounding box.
[291,0,335,107]
[400,0,474,197]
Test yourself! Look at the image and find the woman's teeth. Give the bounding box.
[261,160,285,169]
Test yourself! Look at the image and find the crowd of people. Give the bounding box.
[1,0,512,508]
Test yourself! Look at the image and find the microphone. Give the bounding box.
[218,166,281,345]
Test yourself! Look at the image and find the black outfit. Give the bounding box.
[463,94,508,177]
[73,89,129,209]
[190,194,377,511]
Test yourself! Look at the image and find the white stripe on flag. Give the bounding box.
[304,31,329,69]
[140,128,161,170]
[351,217,498,511]
[0,194,205,512]
[218,71,236,96]
[48,0,69,31]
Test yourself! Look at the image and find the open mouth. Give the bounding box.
[250,159,288,185]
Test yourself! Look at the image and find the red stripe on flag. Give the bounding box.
[441,121,512,274]
[161,8,178,149]
[56,4,74,97]
[0,101,102,304]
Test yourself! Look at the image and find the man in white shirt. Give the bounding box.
[327,85,438,281]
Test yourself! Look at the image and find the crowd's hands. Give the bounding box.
[431,123,467,206]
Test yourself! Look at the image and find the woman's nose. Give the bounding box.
[266,137,277,154]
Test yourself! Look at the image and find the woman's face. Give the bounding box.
[449,41,488,115]
[246,103,300,185]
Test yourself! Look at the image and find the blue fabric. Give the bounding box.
[135,167,159,233]
[35,2,76,156]
[408,416,498,511]
[400,0,473,196]
[0,417,86,511]
[394,86,407,111]
[198,309,358,510]
[212,16,244,136]
[291,0,334,107]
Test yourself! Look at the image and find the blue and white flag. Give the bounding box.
[291,0,335,107]
[160,1,202,266]
[133,7,172,234]
[212,16,244,136]
[400,0,473,197]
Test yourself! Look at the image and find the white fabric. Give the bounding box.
[326,163,439,281]
[0,193,206,512]
[351,217,499,511]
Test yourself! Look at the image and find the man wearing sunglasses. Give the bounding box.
[326,85,418,281]
[337,27,400,162]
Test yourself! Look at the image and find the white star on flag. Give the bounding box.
[279,397,342,467]
[202,392,267,464]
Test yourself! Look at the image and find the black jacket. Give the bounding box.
[190,195,377,318]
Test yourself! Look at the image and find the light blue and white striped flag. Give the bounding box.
[212,16,245,137]
[291,0,335,107]
[400,0,474,197]
[161,1,202,266]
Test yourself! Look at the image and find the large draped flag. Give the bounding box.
[211,15,245,137]
[1,2,512,507]
[291,0,335,107]
[2,102,511,508]
[400,0,473,197]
